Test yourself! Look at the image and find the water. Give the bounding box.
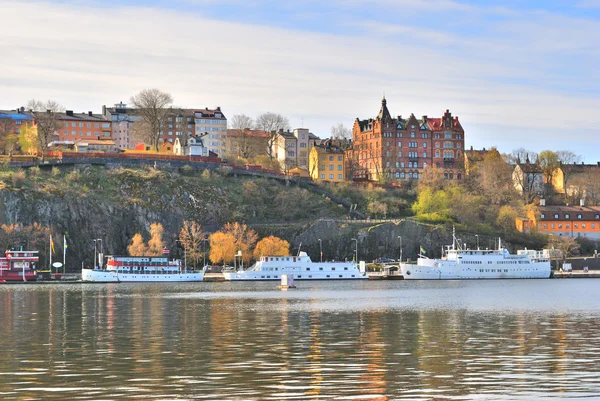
[1,279,600,400]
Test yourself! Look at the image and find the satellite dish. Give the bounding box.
[52,262,63,268]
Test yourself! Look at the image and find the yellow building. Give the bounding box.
[309,143,345,182]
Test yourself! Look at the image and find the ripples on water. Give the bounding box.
[1,280,600,400]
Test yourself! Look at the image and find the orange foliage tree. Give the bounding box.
[208,232,237,264]
[127,223,166,256]
[221,222,258,265]
[253,236,290,259]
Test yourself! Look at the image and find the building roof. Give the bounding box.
[0,109,33,120]
[539,205,600,221]
[35,110,109,122]
[194,107,226,119]
[313,143,345,154]
[226,129,270,138]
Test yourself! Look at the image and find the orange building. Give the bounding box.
[517,204,600,239]
[352,97,464,183]
[52,110,111,143]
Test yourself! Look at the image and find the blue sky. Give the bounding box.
[1,0,600,161]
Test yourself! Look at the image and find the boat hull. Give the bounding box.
[222,272,368,281]
[0,270,36,282]
[400,263,551,279]
[81,268,205,282]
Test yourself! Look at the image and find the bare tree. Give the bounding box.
[331,123,351,140]
[506,148,538,165]
[230,114,254,130]
[178,220,205,269]
[27,99,64,161]
[255,112,290,159]
[130,89,173,151]
[556,150,582,196]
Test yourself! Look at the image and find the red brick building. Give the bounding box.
[51,110,112,143]
[352,97,465,182]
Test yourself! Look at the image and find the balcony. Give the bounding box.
[408,155,419,161]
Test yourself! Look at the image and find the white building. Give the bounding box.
[194,107,227,157]
[174,134,209,157]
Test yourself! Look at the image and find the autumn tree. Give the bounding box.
[127,222,165,256]
[18,122,39,155]
[178,220,205,268]
[221,222,258,265]
[538,150,560,189]
[208,231,237,264]
[130,89,173,151]
[476,149,517,205]
[255,112,290,159]
[147,222,165,256]
[556,150,582,196]
[127,233,148,256]
[27,99,64,161]
[418,165,447,192]
[0,118,19,156]
[253,236,290,259]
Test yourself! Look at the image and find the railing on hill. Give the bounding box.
[45,151,221,163]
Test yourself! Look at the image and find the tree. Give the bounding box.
[127,233,148,256]
[208,231,237,264]
[477,149,517,205]
[556,150,582,196]
[18,123,39,155]
[331,123,351,140]
[506,148,538,165]
[0,118,19,156]
[147,222,165,256]
[496,205,519,234]
[178,220,205,268]
[253,236,290,259]
[547,235,579,261]
[230,114,254,130]
[418,165,447,192]
[27,99,64,161]
[255,112,290,159]
[130,88,173,151]
[221,222,258,265]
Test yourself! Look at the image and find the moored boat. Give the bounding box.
[400,231,551,280]
[0,250,39,282]
[222,251,368,281]
[81,255,205,282]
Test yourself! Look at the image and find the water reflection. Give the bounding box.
[1,281,600,400]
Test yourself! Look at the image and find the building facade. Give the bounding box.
[352,97,465,182]
[47,110,111,146]
[225,129,270,161]
[102,102,140,150]
[194,107,227,157]
[517,204,600,240]
[309,142,345,182]
[273,128,318,171]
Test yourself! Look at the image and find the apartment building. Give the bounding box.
[194,107,227,157]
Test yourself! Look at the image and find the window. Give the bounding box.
[329,174,334,179]
[338,165,342,170]
[398,151,402,157]
[329,156,334,161]
[578,214,582,219]
[565,214,570,219]
[329,165,333,170]
[445,131,451,139]
[423,142,427,148]
[410,131,415,138]
[338,156,342,161]
[554,214,559,219]
[541,214,545,219]
[320,174,325,179]
[338,174,342,179]
[397,141,402,147]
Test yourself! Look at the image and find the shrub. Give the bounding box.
[51,167,60,177]
[11,170,26,188]
[28,166,40,176]
[201,169,212,180]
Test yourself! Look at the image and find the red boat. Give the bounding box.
[0,250,39,282]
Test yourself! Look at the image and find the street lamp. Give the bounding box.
[318,239,322,263]
[398,235,402,262]
[475,234,479,250]
[202,238,209,268]
[351,238,358,264]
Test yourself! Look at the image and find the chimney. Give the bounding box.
[540,199,546,206]
[581,199,585,207]
[102,105,106,116]
[66,110,73,117]
[20,106,24,113]
[217,106,221,111]
[88,111,93,116]
[422,115,427,121]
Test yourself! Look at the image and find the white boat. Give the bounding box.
[222,252,368,281]
[81,255,205,282]
[400,232,551,280]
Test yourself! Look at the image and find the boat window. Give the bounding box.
[332,267,336,270]
[319,267,323,271]
[326,275,330,278]
[293,257,296,262]
[339,275,343,278]
[344,267,348,270]
[306,268,310,271]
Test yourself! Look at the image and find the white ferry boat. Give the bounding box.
[400,233,551,280]
[81,255,205,282]
[222,252,368,281]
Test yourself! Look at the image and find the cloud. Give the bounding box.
[0,0,599,159]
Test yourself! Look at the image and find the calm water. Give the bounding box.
[1,280,600,400]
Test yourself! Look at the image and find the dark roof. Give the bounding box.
[0,109,33,120]
[34,111,108,122]
[194,107,226,119]
[539,205,600,221]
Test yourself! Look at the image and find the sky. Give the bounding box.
[1,0,599,161]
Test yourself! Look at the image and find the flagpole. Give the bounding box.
[49,234,53,273]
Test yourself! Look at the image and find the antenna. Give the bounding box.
[301,117,304,128]
[297,242,302,256]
